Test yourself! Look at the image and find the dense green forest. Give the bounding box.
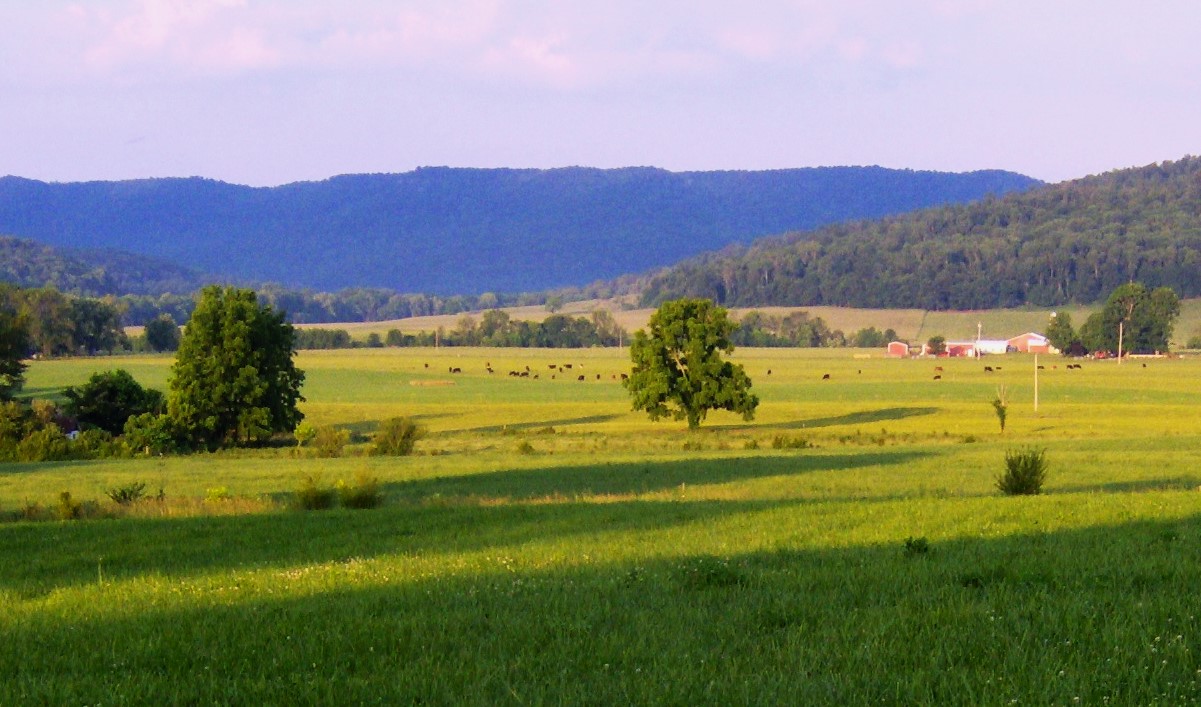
[0,237,211,298]
[0,167,1038,295]
[637,157,1201,309]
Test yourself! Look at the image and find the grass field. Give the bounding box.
[4,347,1201,703]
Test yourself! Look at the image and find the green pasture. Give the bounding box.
[4,347,1201,703]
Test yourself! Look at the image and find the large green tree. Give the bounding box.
[168,286,305,449]
[144,314,181,352]
[1080,283,1180,355]
[0,307,29,401]
[1045,311,1079,354]
[624,298,758,429]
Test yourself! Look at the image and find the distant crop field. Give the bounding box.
[4,347,1201,703]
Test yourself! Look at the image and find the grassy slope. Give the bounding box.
[3,349,1201,703]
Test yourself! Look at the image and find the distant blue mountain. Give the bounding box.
[0,166,1040,294]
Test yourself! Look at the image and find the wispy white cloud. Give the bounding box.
[16,0,951,88]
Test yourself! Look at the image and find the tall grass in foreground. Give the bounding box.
[3,496,1201,704]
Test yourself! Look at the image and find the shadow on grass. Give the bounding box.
[0,459,112,477]
[1055,477,1201,494]
[461,414,624,434]
[709,406,940,433]
[0,451,931,594]
[5,513,1201,704]
[382,450,931,503]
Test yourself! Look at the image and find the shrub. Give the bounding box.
[293,422,317,447]
[20,501,44,522]
[771,435,810,450]
[123,413,178,455]
[516,440,535,455]
[57,491,82,520]
[16,427,73,462]
[371,417,424,456]
[73,428,130,459]
[63,370,165,436]
[997,447,1048,495]
[313,426,350,458]
[903,536,931,557]
[295,474,336,510]
[205,487,232,503]
[0,401,32,454]
[338,472,384,509]
[106,481,147,505]
[30,398,59,426]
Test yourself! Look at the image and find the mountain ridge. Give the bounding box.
[0,166,1041,295]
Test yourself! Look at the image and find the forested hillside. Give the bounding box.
[0,237,209,296]
[637,157,1201,309]
[0,167,1038,295]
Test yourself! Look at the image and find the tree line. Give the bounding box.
[296,310,629,350]
[116,285,562,327]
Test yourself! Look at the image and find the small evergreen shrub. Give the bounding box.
[997,447,1048,495]
[295,474,337,510]
[371,417,424,456]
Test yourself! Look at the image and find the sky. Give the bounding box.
[2,0,1200,187]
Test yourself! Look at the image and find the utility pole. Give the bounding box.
[1117,320,1124,364]
[1033,353,1039,412]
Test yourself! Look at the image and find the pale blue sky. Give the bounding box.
[2,1,1198,186]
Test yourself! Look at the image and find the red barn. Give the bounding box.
[886,341,910,357]
[1007,332,1053,354]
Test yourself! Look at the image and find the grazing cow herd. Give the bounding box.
[430,360,635,383]
[428,356,1109,387]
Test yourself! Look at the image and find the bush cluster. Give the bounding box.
[0,401,134,462]
[294,473,384,511]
